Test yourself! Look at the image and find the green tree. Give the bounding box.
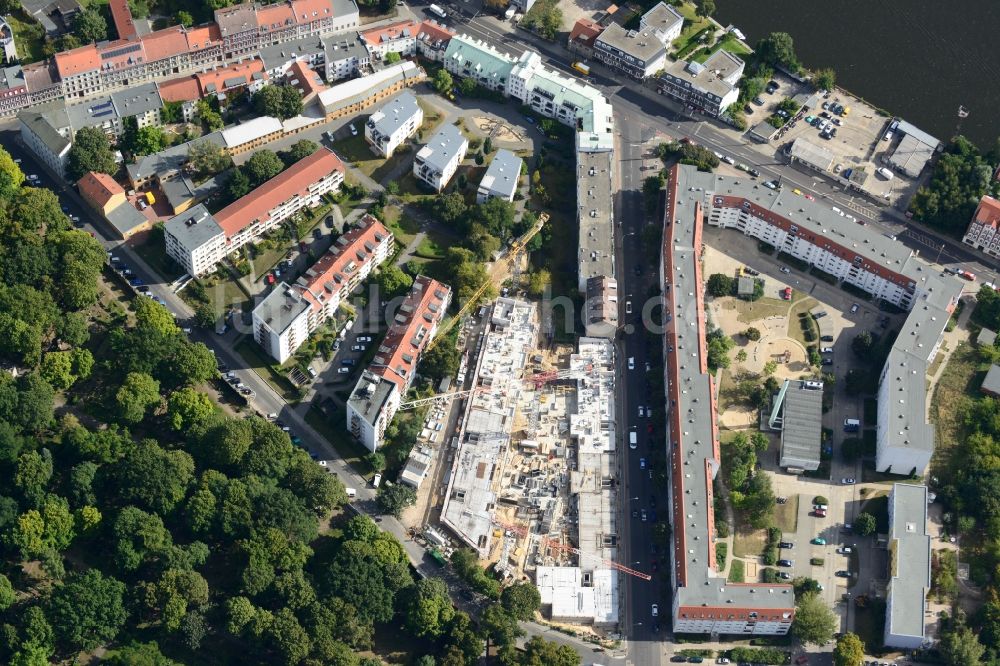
[67,127,117,181]
[195,99,224,131]
[851,330,876,360]
[13,187,68,233]
[763,360,778,376]
[72,7,107,42]
[176,10,194,26]
[134,296,179,334]
[46,569,127,651]
[376,483,416,517]
[755,32,799,71]
[227,168,252,201]
[695,0,715,17]
[280,139,319,166]
[520,635,581,666]
[833,631,864,666]
[168,388,216,430]
[813,68,836,91]
[253,86,303,120]
[397,577,455,638]
[112,440,195,515]
[57,312,89,347]
[743,327,761,341]
[706,273,734,297]
[940,623,985,666]
[112,506,173,571]
[500,581,541,621]
[855,511,877,536]
[433,69,454,95]
[0,145,24,187]
[193,302,217,329]
[115,372,161,424]
[0,573,14,610]
[909,137,993,233]
[103,641,183,665]
[188,140,231,178]
[40,351,76,390]
[479,603,521,654]
[244,150,285,187]
[376,264,414,298]
[384,51,401,64]
[132,126,168,156]
[367,451,386,472]
[791,592,837,645]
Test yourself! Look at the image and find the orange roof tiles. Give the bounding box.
[158,75,201,102]
[569,18,602,47]
[185,24,223,51]
[287,60,325,96]
[77,171,124,208]
[417,19,454,43]
[215,148,345,238]
[257,2,295,30]
[372,275,450,391]
[290,0,336,24]
[361,19,419,47]
[975,195,1000,229]
[54,44,100,78]
[300,214,392,308]
[108,0,137,40]
[195,59,267,94]
[141,26,190,62]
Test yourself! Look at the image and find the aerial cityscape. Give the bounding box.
[0,0,996,664]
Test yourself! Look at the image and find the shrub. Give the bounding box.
[813,496,828,505]
[762,546,777,566]
[810,557,825,566]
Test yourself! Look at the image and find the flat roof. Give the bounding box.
[595,22,666,64]
[105,201,149,237]
[701,48,745,83]
[478,148,521,199]
[258,35,326,71]
[640,1,683,34]
[318,60,422,113]
[577,147,615,288]
[253,282,311,335]
[660,57,739,100]
[889,133,934,177]
[441,298,536,555]
[368,90,421,141]
[163,203,224,251]
[19,103,71,155]
[400,445,433,488]
[790,137,835,171]
[983,364,1000,394]
[65,95,118,131]
[110,81,162,118]
[777,380,823,469]
[221,115,282,148]
[886,483,930,642]
[416,123,467,173]
[346,369,397,427]
[895,119,940,150]
[126,131,225,183]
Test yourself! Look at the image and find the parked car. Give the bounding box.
[821,335,834,342]
[835,570,851,578]
[777,559,793,567]
[752,97,765,106]
[837,546,853,554]
[651,603,659,617]
[811,537,826,545]
[841,477,856,484]
[822,347,834,353]
[779,266,791,274]
[850,303,860,313]
[779,541,794,549]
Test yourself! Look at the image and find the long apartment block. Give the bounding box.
[346,275,451,451]
[252,214,394,363]
[164,147,345,276]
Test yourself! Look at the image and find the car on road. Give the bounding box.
[811,537,827,545]
[821,347,834,353]
[744,104,754,115]
[651,603,659,617]
[777,559,793,567]
[632,509,638,519]
[645,361,651,372]
[841,477,856,484]
[779,266,791,274]
[628,357,635,370]
[779,541,794,549]
[337,366,350,374]
[748,168,760,177]
[835,570,851,578]
[641,509,648,522]
[639,457,646,469]
[781,287,792,300]
[837,546,853,554]
[850,303,860,313]
[625,300,632,314]
[638,406,645,417]
[349,124,358,136]
[717,659,731,665]
[776,496,787,504]
[634,264,643,276]
[351,344,366,351]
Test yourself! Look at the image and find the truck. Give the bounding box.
[572,61,590,76]
[428,3,446,18]
[429,549,447,567]
[504,4,516,19]
[843,418,860,432]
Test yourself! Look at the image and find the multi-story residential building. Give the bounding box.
[663,164,797,635]
[884,483,931,649]
[476,148,521,203]
[592,2,681,79]
[442,34,514,92]
[360,19,418,60]
[77,170,152,239]
[414,20,454,62]
[62,82,164,139]
[318,59,424,119]
[252,283,314,363]
[962,195,1000,259]
[686,166,962,477]
[323,35,370,80]
[656,49,744,118]
[414,123,467,191]
[347,275,451,450]
[365,90,422,157]
[576,135,615,292]
[584,275,618,339]
[567,18,602,58]
[164,148,345,275]
[18,101,71,176]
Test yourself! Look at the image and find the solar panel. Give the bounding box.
[101,42,142,60]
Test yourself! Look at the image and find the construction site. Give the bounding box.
[440,297,632,630]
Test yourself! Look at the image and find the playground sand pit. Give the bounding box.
[472,115,527,143]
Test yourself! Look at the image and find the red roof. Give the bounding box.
[158,75,201,102]
[77,171,124,208]
[257,2,295,30]
[54,44,100,78]
[300,214,392,308]
[287,60,325,96]
[974,195,1000,229]
[372,275,450,391]
[215,148,345,238]
[196,59,267,95]
[109,0,137,40]
[95,39,148,69]
[141,26,190,62]
[290,0,337,24]
[360,19,419,47]
[569,18,602,47]
[417,19,454,43]
[185,24,223,51]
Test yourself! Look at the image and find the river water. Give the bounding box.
[715,0,1000,150]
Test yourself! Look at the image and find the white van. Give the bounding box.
[877,167,894,180]
[629,431,637,449]
[844,418,860,432]
[372,473,382,488]
[345,487,357,499]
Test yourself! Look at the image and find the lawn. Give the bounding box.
[133,229,185,283]
[381,204,420,246]
[734,296,790,324]
[930,342,984,470]
[417,99,445,137]
[787,297,820,349]
[692,34,753,64]
[772,495,799,533]
[304,405,374,479]
[331,133,386,179]
[671,7,713,58]
[7,11,46,64]
[396,172,436,202]
[727,558,746,583]
[414,236,444,260]
[234,336,302,403]
[733,527,766,559]
[196,273,250,317]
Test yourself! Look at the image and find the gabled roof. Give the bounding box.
[298,214,392,308]
[77,171,123,207]
[360,19,418,47]
[158,75,201,102]
[141,25,190,62]
[287,60,325,96]
[214,148,345,237]
[108,0,137,40]
[185,24,223,51]
[417,19,454,44]
[257,2,295,30]
[290,0,338,23]
[974,195,1000,230]
[371,275,450,391]
[195,59,267,95]
[54,43,99,77]
[569,18,602,48]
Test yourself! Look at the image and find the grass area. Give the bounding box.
[715,542,728,571]
[732,296,790,324]
[396,172,436,202]
[133,229,185,283]
[733,527,766,558]
[861,460,918,484]
[772,495,799,533]
[7,11,46,64]
[727,559,745,583]
[305,405,373,479]
[930,342,984,470]
[417,99,445,137]
[531,159,578,301]
[671,7,713,59]
[332,132,388,179]
[716,369,737,412]
[692,34,754,63]
[787,297,820,349]
[381,204,419,246]
[234,336,303,403]
[198,273,249,317]
[413,236,444,260]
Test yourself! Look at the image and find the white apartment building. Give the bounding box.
[252,214,394,362]
[884,483,931,649]
[365,90,423,157]
[347,275,451,450]
[962,195,1000,259]
[414,123,467,191]
[164,148,345,276]
[476,148,521,203]
[18,103,71,177]
[360,19,418,60]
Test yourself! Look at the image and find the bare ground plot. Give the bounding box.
[930,342,988,470]
[733,527,767,559]
[773,494,799,533]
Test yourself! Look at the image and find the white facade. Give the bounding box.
[413,124,467,191]
[476,148,521,203]
[346,371,400,452]
[252,284,313,364]
[365,91,423,157]
[19,112,71,177]
[163,205,227,277]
